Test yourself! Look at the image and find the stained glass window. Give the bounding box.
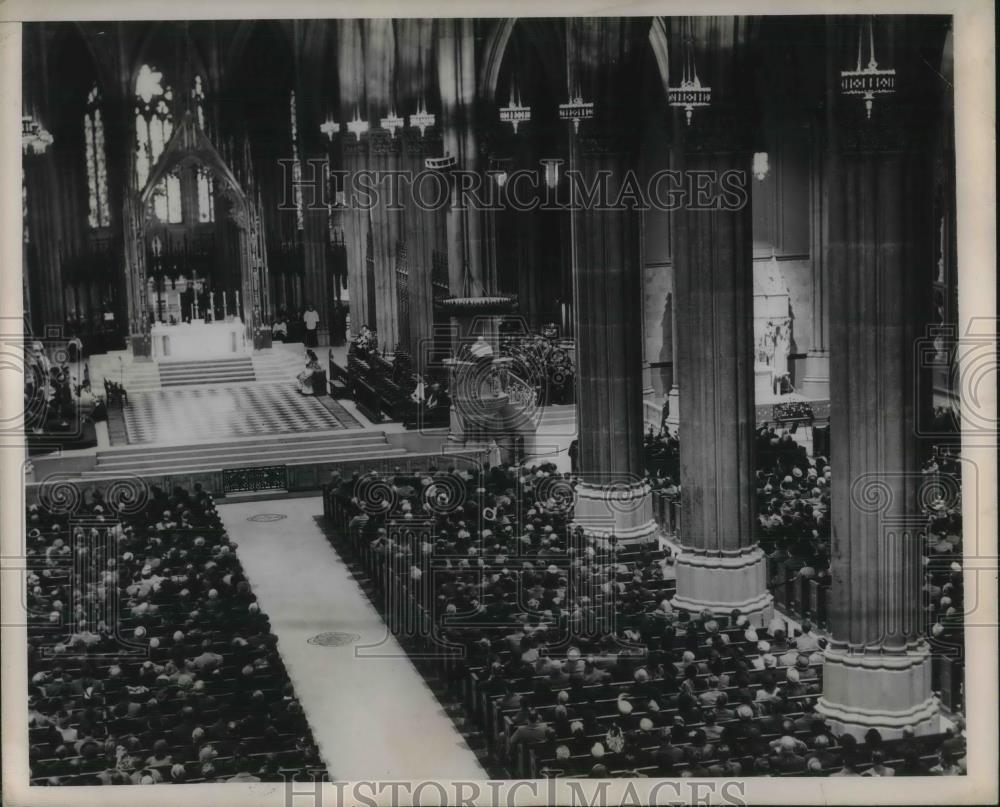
[134,64,182,224]
[193,75,207,131]
[197,167,215,223]
[84,84,110,228]
[290,91,304,231]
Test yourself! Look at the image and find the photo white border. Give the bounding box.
[1,1,995,805]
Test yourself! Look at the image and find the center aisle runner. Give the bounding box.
[219,497,486,781]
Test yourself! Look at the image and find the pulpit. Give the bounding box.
[151,318,248,360]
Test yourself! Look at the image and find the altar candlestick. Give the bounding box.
[209,292,215,321]
[223,291,228,319]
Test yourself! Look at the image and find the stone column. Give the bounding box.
[815,17,948,740]
[290,20,333,344]
[367,129,402,353]
[668,17,773,624]
[800,107,831,399]
[400,130,442,373]
[566,19,656,548]
[439,18,490,339]
[21,25,66,334]
[336,19,372,339]
[397,18,441,371]
[665,277,680,430]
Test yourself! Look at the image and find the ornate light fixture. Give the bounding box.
[500,82,531,134]
[560,21,594,133]
[22,114,53,155]
[379,109,405,137]
[840,17,896,120]
[409,100,436,137]
[668,23,711,126]
[319,119,340,140]
[558,97,594,133]
[345,107,369,139]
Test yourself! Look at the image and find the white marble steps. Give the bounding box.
[158,356,256,387]
[83,430,397,475]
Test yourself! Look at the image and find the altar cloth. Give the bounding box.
[151,319,248,360]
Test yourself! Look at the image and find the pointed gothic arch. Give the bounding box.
[124,110,270,351]
[138,110,248,226]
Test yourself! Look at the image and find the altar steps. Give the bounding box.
[158,357,256,387]
[83,430,398,476]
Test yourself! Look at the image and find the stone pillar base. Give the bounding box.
[800,350,830,400]
[816,642,939,740]
[665,386,680,431]
[671,543,774,626]
[571,481,658,548]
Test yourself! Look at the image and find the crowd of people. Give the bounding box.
[642,416,964,660]
[323,460,965,779]
[500,333,575,406]
[753,426,832,583]
[269,303,324,348]
[26,483,322,785]
[922,439,965,680]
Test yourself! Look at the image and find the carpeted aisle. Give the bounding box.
[218,496,486,781]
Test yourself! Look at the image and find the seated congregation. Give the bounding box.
[322,460,966,779]
[25,484,323,786]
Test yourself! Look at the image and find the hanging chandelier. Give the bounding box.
[500,68,531,134]
[558,97,594,133]
[840,17,896,120]
[319,118,341,140]
[409,100,436,137]
[345,107,369,139]
[380,109,405,137]
[559,21,594,133]
[668,24,711,126]
[22,114,53,155]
